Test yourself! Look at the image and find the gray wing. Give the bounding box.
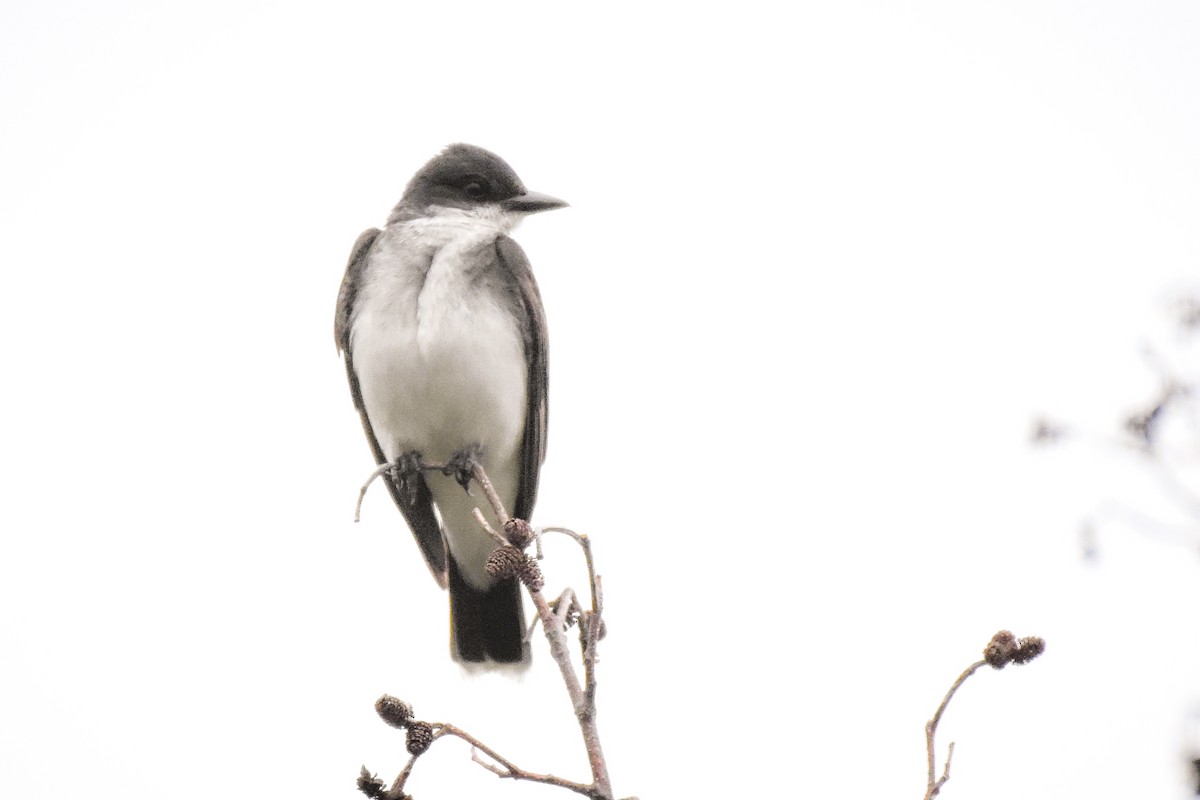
[334,228,380,353]
[335,228,449,586]
[495,235,549,521]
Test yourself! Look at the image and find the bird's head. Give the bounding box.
[398,144,567,224]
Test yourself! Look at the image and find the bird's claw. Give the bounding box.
[443,444,483,492]
[391,451,424,506]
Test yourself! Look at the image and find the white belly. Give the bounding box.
[351,229,527,465]
[349,221,528,586]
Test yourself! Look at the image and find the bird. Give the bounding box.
[334,144,566,666]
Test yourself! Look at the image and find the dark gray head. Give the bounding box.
[398,143,567,216]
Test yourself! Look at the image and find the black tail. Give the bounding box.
[448,555,528,665]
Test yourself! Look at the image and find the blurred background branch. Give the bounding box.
[1032,290,1200,558]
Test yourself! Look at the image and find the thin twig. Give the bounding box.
[355,462,400,523]
[541,526,600,613]
[469,462,510,524]
[432,723,597,796]
[354,458,451,523]
[1148,454,1200,518]
[527,589,613,798]
[470,746,507,776]
[471,507,507,546]
[936,743,955,794]
[382,723,597,799]
[582,592,602,704]
[1092,498,1200,550]
[551,588,580,630]
[540,527,605,700]
[924,660,985,800]
[386,753,419,800]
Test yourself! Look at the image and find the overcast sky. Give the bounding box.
[3,2,1200,798]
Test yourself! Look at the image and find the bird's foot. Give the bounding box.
[391,450,424,506]
[443,444,483,493]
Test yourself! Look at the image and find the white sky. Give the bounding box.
[3,2,1200,798]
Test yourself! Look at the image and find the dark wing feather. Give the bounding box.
[334,228,380,353]
[494,235,549,521]
[335,228,449,587]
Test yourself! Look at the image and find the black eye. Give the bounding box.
[462,179,487,199]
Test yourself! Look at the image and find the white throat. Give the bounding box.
[408,203,524,236]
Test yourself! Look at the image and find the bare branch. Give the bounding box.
[462,466,614,797]
[471,506,507,546]
[541,526,601,615]
[1032,297,1200,557]
[354,461,401,523]
[469,461,510,524]
[924,631,1045,798]
[433,723,597,796]
[385,754,419,800]
[924,661,983,799]
[356,460,618,799]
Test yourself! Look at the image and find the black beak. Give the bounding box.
[502,190,569,214]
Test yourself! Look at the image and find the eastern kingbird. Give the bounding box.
[335,144,566,665]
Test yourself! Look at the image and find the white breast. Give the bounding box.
[349,215,529,470]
